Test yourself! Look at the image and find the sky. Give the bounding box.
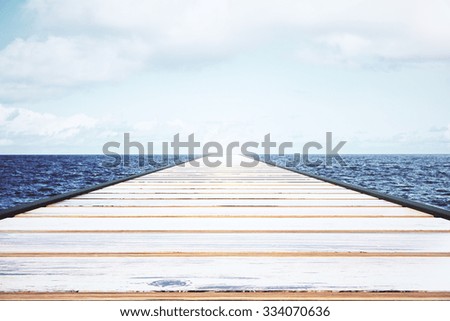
[0,0,449,154]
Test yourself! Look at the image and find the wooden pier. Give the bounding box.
[1,155,450,300]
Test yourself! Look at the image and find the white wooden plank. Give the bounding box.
[73,193,376,200]
[133,178,318,181]
[152,177,313,179]
[50,199,394,207]
[1,257,450,292]
[93,188,360,194]
[1,217,448,231]
[118,182,332,186]
[129,180,323,184]
[22,206,430,216]
[97,185,348,190]
[1,232,449,253]
[146,175,309,178]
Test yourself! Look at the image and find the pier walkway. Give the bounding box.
[1,155,450,300]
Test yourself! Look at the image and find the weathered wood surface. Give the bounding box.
[1,257,450,292]
[1,217,449,231]
[19,206,429,217]
[2,232,450,253]
[1,155,449,299]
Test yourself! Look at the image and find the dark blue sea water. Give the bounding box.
[0,155,192,211]
[0,154,449,211]
[274,154,450,211]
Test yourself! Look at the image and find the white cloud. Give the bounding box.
[25,0,450,62]
[349,125,450,151]
[440,124,450,142]
[1,0,450,101]
[0,138,13,146]
[0,104,201,152]
[0,104,97,139]
[133,120,158,133]
[0,36,151,100]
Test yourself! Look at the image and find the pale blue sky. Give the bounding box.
[0,0,449,154]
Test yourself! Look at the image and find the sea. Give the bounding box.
[0,154,449,211]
